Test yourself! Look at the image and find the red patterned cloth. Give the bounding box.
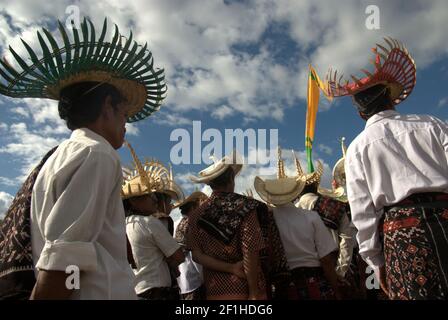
[187,191,267,299]
[313,195,349,230]
[0,146,58,299]
[383,193,448,300]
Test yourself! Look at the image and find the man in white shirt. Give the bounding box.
[346,84,448,299]
[31,82,136,299]
[323,37,448,300]
[0,18,168,300]
[122,146,185,299]
[254,148,341,299]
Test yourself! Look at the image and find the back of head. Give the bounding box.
[353,84,394,119]
[179,201,198,216]
[58,82,125,130]
[300,182,318,197]
[208,167,235,190]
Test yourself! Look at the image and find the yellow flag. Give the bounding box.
[305,65,322,173]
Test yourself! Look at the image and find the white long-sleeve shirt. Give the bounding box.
[345,110,448,269]
[31,128,136,300]
[126,214,180,294]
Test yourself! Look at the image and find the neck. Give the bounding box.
[85,122,115,148]
[212,185,234,193]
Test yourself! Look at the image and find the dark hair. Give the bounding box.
[352,84,394,119]
[58,82,125,130]
[122,199,132,217]
[179,201,198,216]
[301,182,318,196]
[208,167,234,189]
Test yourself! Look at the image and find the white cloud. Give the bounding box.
[0,123,8,131]
[0,191,14,219]
[149,111,192,127]
[10,107,30,118]
[0,176,17,187]
[211,105,233,120]
[0,122,65,182]
[318,143,333,155]
[438,97,447,108]
[125,123,140,136]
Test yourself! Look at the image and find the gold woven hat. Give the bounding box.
[190,150,243,184]
[121,141,184,202]
[173,191,208,209]
[292,150,323,186]
[254,148,307,206]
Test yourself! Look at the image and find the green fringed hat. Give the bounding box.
[0,17,167,122]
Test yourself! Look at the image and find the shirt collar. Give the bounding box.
[70,128,119,159]
[365,110,400,128]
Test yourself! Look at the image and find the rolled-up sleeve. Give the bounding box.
[36,150,119,272]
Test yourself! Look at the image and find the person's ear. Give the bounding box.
[358,111,369,121]
[102,95,114,120]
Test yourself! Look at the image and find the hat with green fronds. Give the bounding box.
[0,17,167,122]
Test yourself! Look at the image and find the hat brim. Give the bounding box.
[325,37,416,106]
[254,176,306,206]
[332,157,346,188]
[190,151,243,184]
[173,191,208,209]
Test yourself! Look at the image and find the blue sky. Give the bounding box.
[1,0,447,219]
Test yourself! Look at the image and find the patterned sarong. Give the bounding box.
[0,146,57,299]
[383,192,448,300]
[290,266,335,300]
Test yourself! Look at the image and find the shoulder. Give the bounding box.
[297,193,319,209]
[305,209,322,223]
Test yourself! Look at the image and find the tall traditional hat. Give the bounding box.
[254,147,307,206]
[323,37,416,106]
[0,18,167,122]
[122,141,184,202]
[190,150,243,184]
[293,149,323,186]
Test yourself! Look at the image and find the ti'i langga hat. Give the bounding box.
[254,147,307,206]
[0,17,167,122]
[323,37,416,107]
[122,141,184,204]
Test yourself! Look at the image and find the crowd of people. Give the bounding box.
[0,18,447,300]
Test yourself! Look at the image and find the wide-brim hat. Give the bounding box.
[324,37,416,106]
[173,191,208,209]
[317,186,347,203]
[190,150,243,184]
[122,142,184,202]
[0,18,167,123]
[332,157,346,188]
[254,176,306,206]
